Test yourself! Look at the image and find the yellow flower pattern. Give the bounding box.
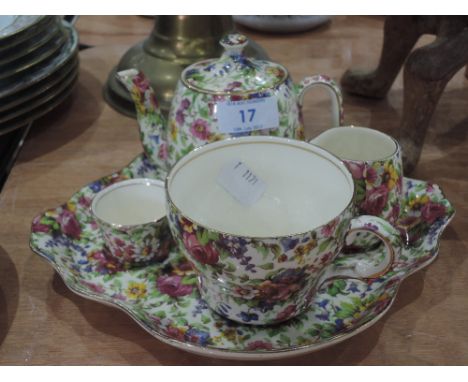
[381,162,399,190]
[66,201,76,212]
[131,88,146,116]
[294,239,317,265]
[126,281,147,299]
[170,120,178,142]
[408,194,430,210]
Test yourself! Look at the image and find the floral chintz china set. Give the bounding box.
[30,34,454,360]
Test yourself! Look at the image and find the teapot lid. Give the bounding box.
[181,33,288,95]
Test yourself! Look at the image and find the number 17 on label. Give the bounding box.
[217,96,279,134]
[239,108,256,123]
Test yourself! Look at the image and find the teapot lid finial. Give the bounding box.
[220,33,249,56]
[181,32,288,95]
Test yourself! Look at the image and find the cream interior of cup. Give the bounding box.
[311,126,397,161]
[92,179,166,226]
[168,138,354,237]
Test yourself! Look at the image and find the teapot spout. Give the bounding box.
[116,69,169,171]
[116,69,165,122]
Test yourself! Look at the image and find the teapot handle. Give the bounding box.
[297,75,344,127]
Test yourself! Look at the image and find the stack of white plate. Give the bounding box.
[0,16,79,135]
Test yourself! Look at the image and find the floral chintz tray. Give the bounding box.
[30,153,454,360]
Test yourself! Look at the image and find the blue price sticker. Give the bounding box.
[216,96,279,134]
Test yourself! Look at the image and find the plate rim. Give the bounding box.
[0,64,78,123]
[0,73,77,135]
[0,55,78,113]
[0,15,42,38]
[0,28,67,81]
[0,16,52,47]
[0,20,63,67]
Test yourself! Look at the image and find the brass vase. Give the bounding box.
[104,15,269,118]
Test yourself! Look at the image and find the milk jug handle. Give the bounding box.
[297,75,344,127]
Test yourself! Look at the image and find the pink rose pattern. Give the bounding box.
[89,250,123,275]
[182,232,219,265]
[246,341,274,351]
[361,185,389,217]
[396,195,448,245]
[320,218,339,238]
[175,98,190,126]
[421,202,447,224]
[31,215,49,233]
[157,142,168,161]
[344,152,403,224]
[132,72,150,92]
[276,304,297,322]
[99,219,172,266]
[189,118,211,141]
[57,209,81,239]
[346,161,366,180]
[157,275,193,297]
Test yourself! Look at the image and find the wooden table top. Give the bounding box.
[0,16,467,365]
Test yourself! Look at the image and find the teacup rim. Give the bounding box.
[165,135,355,239]
[91,177,166,230]
[311,125,400,162]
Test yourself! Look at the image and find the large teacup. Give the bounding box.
[165,136,402,325]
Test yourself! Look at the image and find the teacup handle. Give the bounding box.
[296,75,344,127]
[318,215,401,288]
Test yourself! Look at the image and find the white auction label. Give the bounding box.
[217,160,266,206]
[216,96,279,134]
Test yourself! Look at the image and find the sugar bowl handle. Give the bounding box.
[297,75,344,127]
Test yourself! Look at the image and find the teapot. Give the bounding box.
[117,33,343,172]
